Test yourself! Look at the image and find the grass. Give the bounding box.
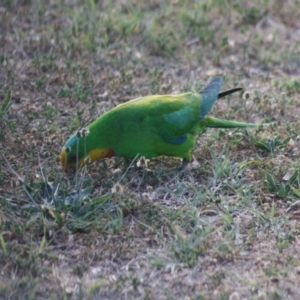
[1,0,300,299]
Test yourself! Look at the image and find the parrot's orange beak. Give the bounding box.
[60,149,67,170]
[60,149,76,173]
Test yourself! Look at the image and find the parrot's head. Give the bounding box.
[60,128,115,173]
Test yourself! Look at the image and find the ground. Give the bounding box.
[1,0,300,299]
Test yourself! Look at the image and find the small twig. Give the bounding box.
[0,151,24,184]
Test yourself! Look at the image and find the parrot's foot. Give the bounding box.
[167,159,192,178]
[178,159,189,172]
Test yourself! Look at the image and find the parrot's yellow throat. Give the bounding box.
[61,148,115,173]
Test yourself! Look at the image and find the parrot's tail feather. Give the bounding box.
[199,77,243,120]
[199,77,223,119]
[218,88,242,99]
[204,116,257,128]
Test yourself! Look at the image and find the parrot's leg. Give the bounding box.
[178,159,189,171]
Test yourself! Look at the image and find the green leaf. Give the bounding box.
[0,90,12,119]
[276,183,287,198]
[288,170,298,185]
[290,186,300,197]
[279,137,291,148]
[0,235,7,255]
[253,140,271,152]
[266,174,278,191]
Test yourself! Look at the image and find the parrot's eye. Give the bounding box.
[70,154,77,162]
[65,146,71,153]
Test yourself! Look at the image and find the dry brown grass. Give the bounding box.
[1,0,300,299]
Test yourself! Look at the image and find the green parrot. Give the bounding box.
[61,77,257,172]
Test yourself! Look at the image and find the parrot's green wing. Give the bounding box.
[115,93,200,144]
[148,94,200,144]
[146,77,223,145]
